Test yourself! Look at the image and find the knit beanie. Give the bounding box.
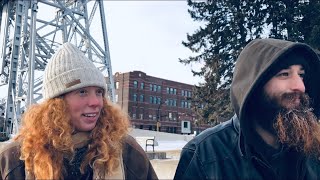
[42,42,106,99]
[269,50,310,77]
[261,50,310,87]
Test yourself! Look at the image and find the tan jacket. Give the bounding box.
[0,135,158,180]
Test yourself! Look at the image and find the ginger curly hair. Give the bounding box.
[15,97,130,179]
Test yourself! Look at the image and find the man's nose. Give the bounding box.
[290,74,305,93]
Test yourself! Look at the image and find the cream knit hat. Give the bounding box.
[42,42,106,99]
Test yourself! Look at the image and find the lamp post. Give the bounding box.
[156,99,167,132]
[194,119,200,135]
[156,108,161,131]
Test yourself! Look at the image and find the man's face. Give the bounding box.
[263,65,305,110]
[257,64,320,157]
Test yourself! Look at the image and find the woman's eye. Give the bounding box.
[96,89,104,96]
[79,89,87,96]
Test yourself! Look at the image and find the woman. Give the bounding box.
[0,42,158,179]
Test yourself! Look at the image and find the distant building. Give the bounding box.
[113,70,211,134]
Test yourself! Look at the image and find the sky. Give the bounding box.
[0,1,205,99]
[103,1,204,85]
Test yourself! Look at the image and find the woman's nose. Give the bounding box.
[87,93,102,106]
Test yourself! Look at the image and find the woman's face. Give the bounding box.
[64,86,104,132]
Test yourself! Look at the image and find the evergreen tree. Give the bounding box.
[183,0,320,124]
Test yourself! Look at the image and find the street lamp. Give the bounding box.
[194,119,200,135]
[156,99,167,131]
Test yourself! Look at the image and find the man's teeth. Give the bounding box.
[83,114,96,117]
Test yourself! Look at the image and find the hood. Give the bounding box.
[230,38,320,140]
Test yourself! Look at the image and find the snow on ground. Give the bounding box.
[154,140,187,151]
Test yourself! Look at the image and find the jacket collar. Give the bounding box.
[232,115,253,159]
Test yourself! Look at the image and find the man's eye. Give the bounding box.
[299,73,305,78]
[277,72,289,77]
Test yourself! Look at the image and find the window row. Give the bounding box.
[133,81,144,89]
[181,100,192,109]
[129,80,192,97]
[131,111,178,121]
[133,94,144,102]
[181,90,192,97]
[132,94,192,109]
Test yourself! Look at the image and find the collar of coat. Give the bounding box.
[25,132,125,179]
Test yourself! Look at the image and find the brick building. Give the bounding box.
[113,70,211,134]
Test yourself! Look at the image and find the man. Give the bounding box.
[174,38,320,180]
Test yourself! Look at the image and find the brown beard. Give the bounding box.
[274,93,320,157]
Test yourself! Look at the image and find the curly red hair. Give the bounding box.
[15,97,130,179]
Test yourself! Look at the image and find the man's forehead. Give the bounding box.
[272,52,309,73]
[279,64,306,71]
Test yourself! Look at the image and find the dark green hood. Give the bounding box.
[230,38,320,140]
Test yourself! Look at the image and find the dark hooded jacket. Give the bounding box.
[174,38,320,180]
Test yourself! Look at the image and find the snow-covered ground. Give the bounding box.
[154,140,187,151]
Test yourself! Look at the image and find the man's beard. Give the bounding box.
[256,92,320,157]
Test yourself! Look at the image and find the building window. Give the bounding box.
[167,87,170,94]
[115,81,119,89]
[149,96,153,103]
[188,91,192,97]
[181,90,184,96]
[132,113,136,119]
[133,81,138,88]
[173,88,177,95]
[150,84,153,91]
[140,94,144,102]
[183,121,188,128]
[133,93,137,102]
[153,84,157,92]
[188,101,191,108]
[170,88,173,94]
[139,114,143,119]
[115,94,118,102]
[140,82,144,89]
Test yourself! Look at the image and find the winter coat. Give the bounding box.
[0,135,158,180]
[174,38,320,180]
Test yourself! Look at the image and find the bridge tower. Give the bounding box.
[0,0,115,140]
